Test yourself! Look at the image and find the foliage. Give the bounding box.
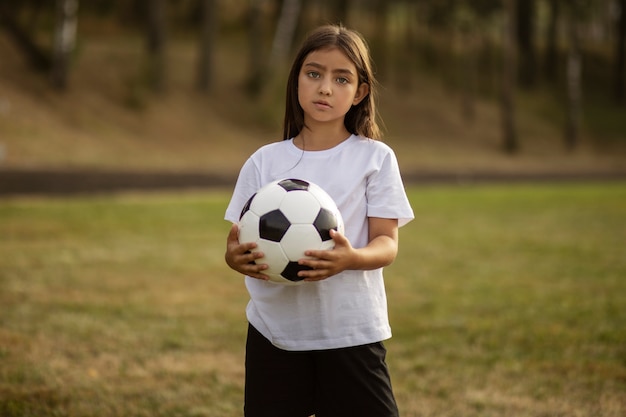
[0,0,626,161]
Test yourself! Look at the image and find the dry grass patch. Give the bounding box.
[1,184,625,416]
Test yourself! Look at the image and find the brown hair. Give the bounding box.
[282,25,381,140]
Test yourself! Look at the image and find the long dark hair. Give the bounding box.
[282,25,381,140]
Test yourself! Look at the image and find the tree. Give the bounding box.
[328,0,350,24]
[0,1,51,72]
[370,0,389,82]
[516,0,536,88]
[501,0,518,153]
[614,0,626,104]
[196,0,217,93]
[51,0,79,90]
[270,0,302,67]
[145,0,167,93]
[0,0,79,89]
[544,0,560,82]
[246,0,265,97]
[455,1,478,122]
[564,5,583,150]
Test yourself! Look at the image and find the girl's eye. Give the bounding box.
[307,71,320,79]
[336,77,349,85]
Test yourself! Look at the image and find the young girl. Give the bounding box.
[224,25,414,417]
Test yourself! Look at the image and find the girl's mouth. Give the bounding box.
[314,100,331,109]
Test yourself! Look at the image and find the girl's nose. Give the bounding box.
[319,80,332,95]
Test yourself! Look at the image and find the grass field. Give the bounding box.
[1,183,625,416]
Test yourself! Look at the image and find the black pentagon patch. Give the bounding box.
[259,209,291,242]
[313,208,338,241]
[281,261,311,282]
[278,178,309,192]
[239,193,256,220]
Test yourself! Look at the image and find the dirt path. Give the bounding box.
[2,168,626,197]
[0,169,234,196]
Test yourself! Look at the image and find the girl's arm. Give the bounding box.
[298,217,399,281]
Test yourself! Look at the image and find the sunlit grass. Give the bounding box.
[1,184,625,416]
[387,183,626,416]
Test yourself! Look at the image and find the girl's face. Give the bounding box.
[297,47,369,128]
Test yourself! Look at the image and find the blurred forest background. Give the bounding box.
[1,0,625,183]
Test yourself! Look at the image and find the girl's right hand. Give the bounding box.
[224,223,269,281]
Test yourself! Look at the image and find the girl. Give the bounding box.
[224,25,414,417]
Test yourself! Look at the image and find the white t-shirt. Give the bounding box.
[225,135,414,351]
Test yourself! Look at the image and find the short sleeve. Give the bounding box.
[366,150,414,227]
[224,157,262,224]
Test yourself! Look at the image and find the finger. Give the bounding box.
[302,270,330,282]
[238,242,259,255]
[250,273,270,281]
[302,249,335,263]
[245,264,270,280]
[330,228,348,245]
[298,263,330,280]
[297,257,319,269]
[227,223,239,242]
[228,224,260,253]
[242,249,264,264]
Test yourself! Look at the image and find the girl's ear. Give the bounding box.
[353,82,369,106]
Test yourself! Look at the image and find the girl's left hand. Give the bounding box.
[298,229,355,282]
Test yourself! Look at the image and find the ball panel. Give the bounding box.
[336,212,345,235]
[308,183,338,210]
[238,211,260,244]
[255,240,290,280]
[278,178,309,192]
[250,185,286,216]
[281,224,323,261]
[280,191,321,224]
[313,208,339,241]
[319,239,335,251]
[259,209,291,242]
[281,261,311,282]
[239,193,256,220]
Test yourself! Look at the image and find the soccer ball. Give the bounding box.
[238,178,344,285]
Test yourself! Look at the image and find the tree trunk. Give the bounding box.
[401,0,419,93]
[456,3,477,123]
[565,14,582,150]
[371,0,389,82]
[329,0,349,25]
[501,0,518,154]
[516,0,536,88]
[544,0,560,82]
[614,0,626,104]
[246,0,264,97]
[0,7,51,72]
[146,0,167,93]
[460,30,477,124]
[196,0,216,93]
[270,0,302,67]
[51,0,79,90]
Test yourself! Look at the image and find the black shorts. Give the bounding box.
[244,323,399,417]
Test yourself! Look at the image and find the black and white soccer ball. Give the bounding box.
[238,178,344,285]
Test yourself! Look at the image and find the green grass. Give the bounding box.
[388,183,626,416]
[1,184,625,416]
